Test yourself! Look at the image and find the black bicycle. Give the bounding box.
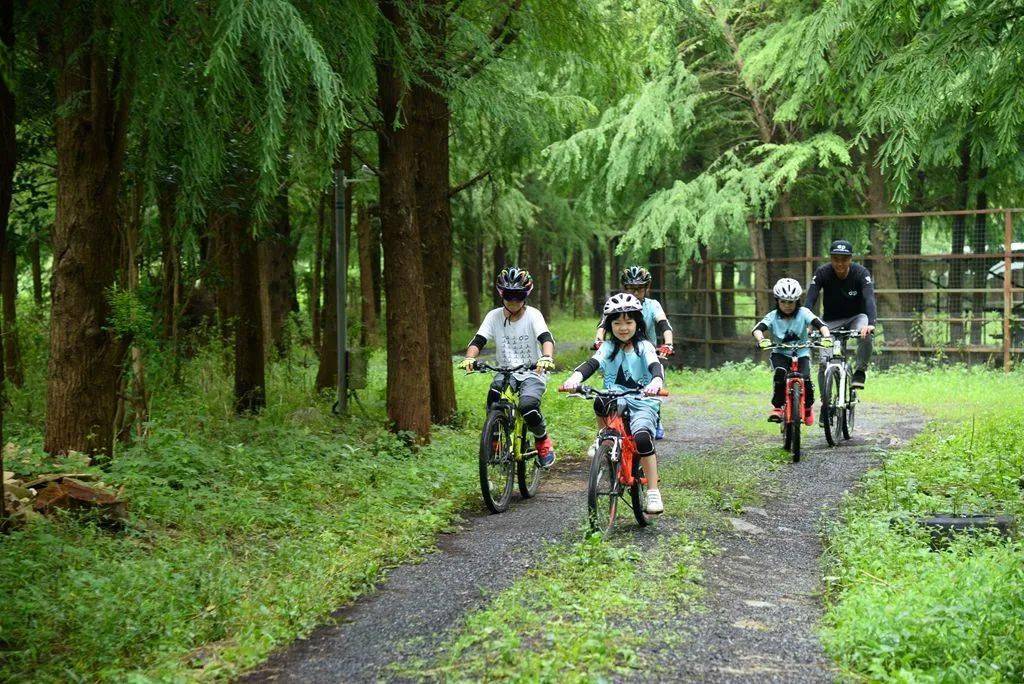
[817,329,868,447]
[465,362,544,513]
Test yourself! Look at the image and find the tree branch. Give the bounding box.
[457,0,524,78]
[448,169,490,198]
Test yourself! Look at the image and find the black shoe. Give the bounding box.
[852,370,866,389]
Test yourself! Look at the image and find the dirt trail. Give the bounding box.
[646,403,922,683]
[242,399,921,683]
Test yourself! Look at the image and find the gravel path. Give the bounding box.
[242,397,921,683]
[243,399,720,683]
[646,402,922,683]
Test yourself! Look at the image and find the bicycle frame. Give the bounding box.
[599,414,644,488]
[493,384,532,463]
[818,330,857,411]
[784,356,809,425]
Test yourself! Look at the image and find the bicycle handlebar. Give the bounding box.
[558,385,669,398]
[817,328,874,338]
[468,361,544,374]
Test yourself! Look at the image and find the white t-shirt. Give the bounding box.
[475,306,552,377]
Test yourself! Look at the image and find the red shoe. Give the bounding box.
[768,408,784,423]
[804,408,815,426]
[536,436,556,468]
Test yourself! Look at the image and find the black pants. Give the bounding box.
[769,353,813,409]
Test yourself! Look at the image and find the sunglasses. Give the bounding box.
[501,290,528,302]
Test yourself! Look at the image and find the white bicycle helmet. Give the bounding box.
[772,277,803,301]
[603,292,643,315]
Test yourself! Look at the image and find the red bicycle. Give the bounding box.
[766,341,827,462]
[559,385,668,534]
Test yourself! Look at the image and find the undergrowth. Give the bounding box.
[0,312,593,682]
[820,395,1024,681]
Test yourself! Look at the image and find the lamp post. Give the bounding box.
[333,163,373,414]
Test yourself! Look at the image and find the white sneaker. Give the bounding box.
[645,488,664,514]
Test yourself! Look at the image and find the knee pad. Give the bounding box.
[634,430,655,456]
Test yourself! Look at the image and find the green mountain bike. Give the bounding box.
[468,361,544,513]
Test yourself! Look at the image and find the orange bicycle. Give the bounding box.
[560,385,668,534]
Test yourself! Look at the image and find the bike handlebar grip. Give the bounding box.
[557,386,572,392]
[657,389,669,397]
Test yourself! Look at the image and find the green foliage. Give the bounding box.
[821,389,1024,680]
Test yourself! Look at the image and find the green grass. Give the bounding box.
[820,389,1024,681]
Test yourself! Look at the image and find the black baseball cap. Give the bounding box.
[829,239,853,256]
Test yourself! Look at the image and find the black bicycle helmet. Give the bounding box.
[620,265,652,287]
[496,266,534,295]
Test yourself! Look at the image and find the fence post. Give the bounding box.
[1004,209,1013,372]
[805,218,813,287]
[705,258,713,369]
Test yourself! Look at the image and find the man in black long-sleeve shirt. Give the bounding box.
[804,239,877,388]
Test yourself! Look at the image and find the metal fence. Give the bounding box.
[651,209,1024,370]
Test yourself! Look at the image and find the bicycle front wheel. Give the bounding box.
[788,383,802,463]
[587,441,618,535]
[480,410,515,513]
[822,366,841,447]
[842,390,856,440]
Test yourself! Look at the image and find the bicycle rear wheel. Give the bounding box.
[517,423,541,499]
[630,459,651,527]
[788,383,802,462]
[587,441,618,534]
[480,410,515,513]
[822,366,841,447]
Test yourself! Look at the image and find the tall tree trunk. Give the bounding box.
[590,235,605,314]
[357,203,380,348]
[571,248,584,316]
[412,9,457,425]
[865,137,905,344]
[370,212,382,318]
[720,260,736,338]
[315,141,351,394]
[747,221,771,315]
[607,237,619,293]
[315,209,337,393]
[2,245,23,387]
[949,144,971,344]
[258,190,298,356]
[44,6,132,456]
[492,241,506,308]
[460,235,482,327]
[157,182,181,340]
[312,191,326,352]
[29,237,43,307]
[0,0,11,489]
[208,211,235,342]
[377,0,432,440]
[537,253,552,320]
[228,208,265,413]
[561,258,569,309]
[115,183,148,443]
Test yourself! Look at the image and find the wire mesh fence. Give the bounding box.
[652,209,1024,370]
